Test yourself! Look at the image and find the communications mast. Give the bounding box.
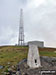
[18,9,24,46]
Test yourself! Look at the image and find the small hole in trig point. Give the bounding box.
[35,59,37,63]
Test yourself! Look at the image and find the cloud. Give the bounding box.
[24,0,56,47]
[0,0,56,47]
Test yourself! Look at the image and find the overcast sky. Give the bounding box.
[0,0,56,47]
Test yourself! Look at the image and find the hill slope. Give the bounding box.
[0,46,56,74]
[0,46,28,74]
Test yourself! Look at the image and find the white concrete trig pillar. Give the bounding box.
[27,43,41,68]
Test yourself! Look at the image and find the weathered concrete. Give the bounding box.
[27,44,41,68]
[28,41,44,48]
[17,56,56,75]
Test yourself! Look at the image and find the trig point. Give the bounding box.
[27,41,44,68]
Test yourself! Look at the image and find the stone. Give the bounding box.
[17,56,56,75]
[28,41,44,48]
[16,71,19,75]
[0,65,3,69]
[27,43,41,68]
[7,62,11,65]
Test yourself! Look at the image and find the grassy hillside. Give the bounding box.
[0,46,56,74]
[39,47,56,57]
[0,46,28,75]
[0,46,28,65]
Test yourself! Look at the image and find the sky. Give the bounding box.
[0,0,56,47]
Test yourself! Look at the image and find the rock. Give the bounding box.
[0,65,4,69]
[8,68,12,71]
[11,66,15,69]
[12,70,16,75]
[7,62,11,65]
[17,56,56,75]
[6,72,10,75]
[16,71,20,75]
[3,72,7,75]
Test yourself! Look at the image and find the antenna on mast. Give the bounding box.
[18,9,24,46]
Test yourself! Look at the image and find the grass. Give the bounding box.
[0,46,56,74]
[0,46,28,75]
[39,51,56,57]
